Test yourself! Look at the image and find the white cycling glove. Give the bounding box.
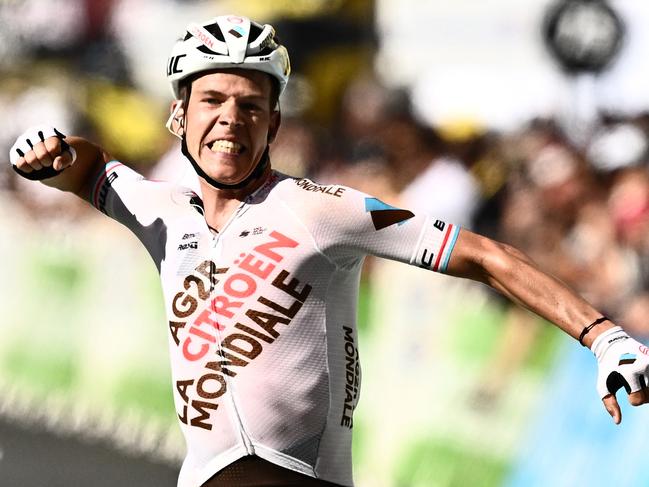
[591,326,649,399]
[10,125,76,180]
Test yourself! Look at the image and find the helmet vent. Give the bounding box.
[204,22,226,41]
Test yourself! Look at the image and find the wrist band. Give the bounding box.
[579,316,610,346]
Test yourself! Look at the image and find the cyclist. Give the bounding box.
[9,14,649,487]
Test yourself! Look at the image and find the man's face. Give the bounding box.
[183,69,280,186]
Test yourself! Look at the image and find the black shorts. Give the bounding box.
[201,456,344,487]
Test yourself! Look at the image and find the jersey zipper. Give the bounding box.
[209,202,255,456]
[220,357,255,455]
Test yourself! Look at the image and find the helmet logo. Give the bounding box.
[229,26,245,38]
[227,16,244,24]
[167,54,186,75]
[189,24,216,50]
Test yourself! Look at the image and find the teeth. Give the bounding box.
[209,140,242,154]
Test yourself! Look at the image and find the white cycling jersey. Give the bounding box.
[90,162,461,487]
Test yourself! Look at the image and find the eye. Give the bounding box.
[240,101,264,112]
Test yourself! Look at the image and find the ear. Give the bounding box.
[267,110,281,144]
[167,100,185,138]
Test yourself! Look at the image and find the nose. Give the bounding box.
[218,99,244,127]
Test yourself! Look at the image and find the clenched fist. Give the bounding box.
[10,126,77,180]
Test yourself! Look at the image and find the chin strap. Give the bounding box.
[180,137,270,190]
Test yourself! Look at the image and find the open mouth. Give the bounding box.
[208,140,244,155]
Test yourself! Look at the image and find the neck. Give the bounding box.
[199,165,272,231]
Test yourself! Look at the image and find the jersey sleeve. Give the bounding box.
[287,178,461,273]
[89,160,175,272]
[91,161,140,215]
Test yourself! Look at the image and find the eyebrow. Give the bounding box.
[197,89,267,102]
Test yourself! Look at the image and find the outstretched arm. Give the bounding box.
[447,227,649,423]
[9,126,110,199]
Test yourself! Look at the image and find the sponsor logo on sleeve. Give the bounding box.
[340,325,360,429]
[294,178,346,198]
[417,220,458,272]
[93,164,122,213]
[364,197,414,230]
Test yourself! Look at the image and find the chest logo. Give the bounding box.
[169,230,314,431]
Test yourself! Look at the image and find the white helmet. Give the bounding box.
[167,15,291,100]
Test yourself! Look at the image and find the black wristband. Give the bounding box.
[579,316,610,346]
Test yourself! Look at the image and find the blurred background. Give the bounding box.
[1,0,649,486]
